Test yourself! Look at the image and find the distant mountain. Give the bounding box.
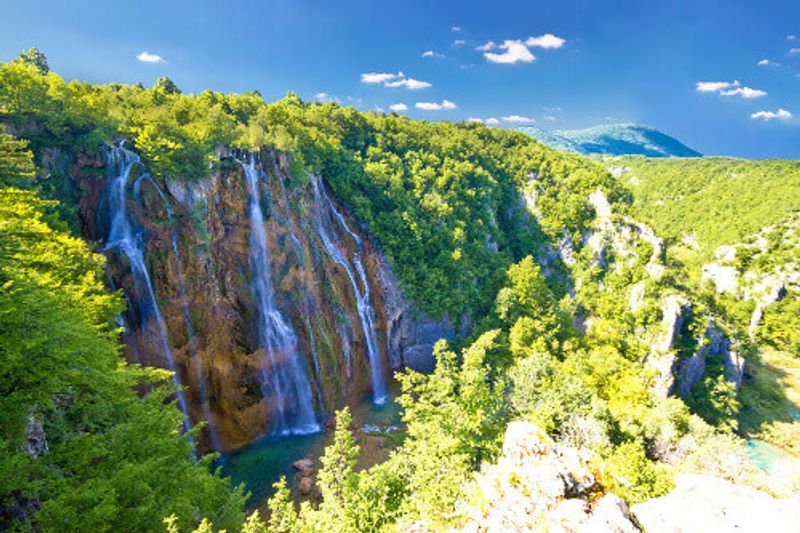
[518,124,702,158]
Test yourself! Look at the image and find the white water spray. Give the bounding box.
[239,153,319,435]
[312,175,387,404]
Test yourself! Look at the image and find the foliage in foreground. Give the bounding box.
[0,132,246,532]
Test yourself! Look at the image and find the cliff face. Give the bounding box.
[70,146,446,451]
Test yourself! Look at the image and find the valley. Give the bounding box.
[1,48,799,532]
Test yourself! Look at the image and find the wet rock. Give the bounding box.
[298,476,314,496]
[292,458,314,476]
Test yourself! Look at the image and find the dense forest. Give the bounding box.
[1,50,798,531]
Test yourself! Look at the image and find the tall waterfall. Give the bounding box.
[239,153,319,435]
[312,175,387,405]
[104,145,191,432]
[133,174,222,452]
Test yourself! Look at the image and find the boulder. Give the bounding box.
[632,474,800,532]
[292,458,314,476]
[297,476,314,496]
[454,422,639,532]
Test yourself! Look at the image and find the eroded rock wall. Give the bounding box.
[72,147,447,451]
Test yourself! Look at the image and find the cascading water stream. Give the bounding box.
[311,175,387,405]
[267,156,326,416]
[133,174,222,452]
[239,153,319,436]
[104,145,191,433]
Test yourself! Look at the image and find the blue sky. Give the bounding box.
[2,0,799,158]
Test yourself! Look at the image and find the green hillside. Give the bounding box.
[519,124,702,158]
[619,157,800,257]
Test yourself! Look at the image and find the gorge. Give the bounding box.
[2,53,798,532]
[87,142,441,453]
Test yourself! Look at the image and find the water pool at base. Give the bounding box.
[221,395,403,507]
[746,439,794,474]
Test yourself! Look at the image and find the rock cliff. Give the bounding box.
[66,145,451,451]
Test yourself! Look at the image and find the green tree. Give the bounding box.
[14,48,49,74]
[0,136,246,532]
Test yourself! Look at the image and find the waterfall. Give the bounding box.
[239,153,319,436]
[312,175,387,405]
[133,174,222,452]
[305,316,326,415]
[104,145,191,432]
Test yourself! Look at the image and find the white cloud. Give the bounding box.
[422,50,445,59]
[502,115,535,123]
[788,34,797,41]
[385,77,432,90]
[542,115,557,121]
[721,86,767,98]
[695,80,739,92]
[313,92,340,103]
[361,72,431,90]
[415,99,457,111]
[451,26,461,32]
[453,39,466,46]
[525,34,566,49]
[361,71,403,84]
[696,80,765,98]
[758,58,780,67]
[484,40,535,64]
[468,117,500,125]
[751,108,792,121]
[790,47,800,54]
[137,51,164,63]
[475,41,496,51]
[389,103,408,112]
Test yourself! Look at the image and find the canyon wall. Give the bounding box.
[70,146,447,452]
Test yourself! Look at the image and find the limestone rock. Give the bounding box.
[453,422,639,532]
[632,474,800,532]
[23,415,48,458]
[292,458,314,476]
[297,476,314,496]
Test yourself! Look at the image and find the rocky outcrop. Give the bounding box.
[701,220,800,340]
[375,253,455,373]
[632,474,800,532]
[69,146,448,451]
[647,295,691,397]
[585,189,665,280]
[23,415,48,458]
[453,422,640,532]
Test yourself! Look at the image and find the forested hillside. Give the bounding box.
[611,156,800,466]
[621,157,800,258]
[1,50,798,532]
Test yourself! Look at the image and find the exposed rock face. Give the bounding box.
[453,422,640,532]
[523,184,738,402]
[632,474,800,532]
[375,253,454,373]
[70,147,447,451]
[23,415,48,458]
[701,221,800,341]
[647,295,691,397]
[585,189,665,280]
